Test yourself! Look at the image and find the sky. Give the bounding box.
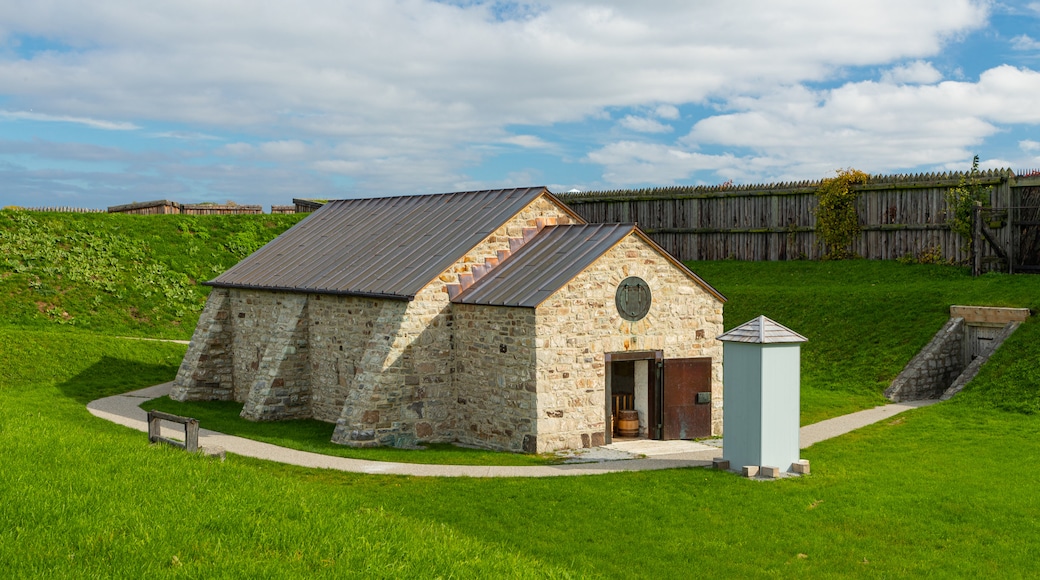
[1,1,1039,210]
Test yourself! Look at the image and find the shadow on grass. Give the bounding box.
[58,356,179,405]
[145,396,561,466]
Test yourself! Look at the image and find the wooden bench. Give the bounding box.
[147,410,199,453]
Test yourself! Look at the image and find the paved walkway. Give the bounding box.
[87,383,937,478]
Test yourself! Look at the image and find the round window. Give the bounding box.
[615,277,651,321]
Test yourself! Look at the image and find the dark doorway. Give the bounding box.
[605,351,660,443]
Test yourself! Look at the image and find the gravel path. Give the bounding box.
[88,382,937,478]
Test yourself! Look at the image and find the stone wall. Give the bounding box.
[940,321,1020,400]
[172,288,315,421]
[884,317,965,402]
[304,294,401,422]
[171,193,579,447]
[452,304,538,452]
[172,194,725,453]
[531,233,724,453]
[171,288,234,400]
[330,289,448,448]
[229,291,312,420]
[330,193,576,447]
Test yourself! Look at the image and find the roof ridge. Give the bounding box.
[208,187,552,298]
[327,186,548,206]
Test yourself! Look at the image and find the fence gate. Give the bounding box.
[973,203,1040,275]
[1012,185,1040,273]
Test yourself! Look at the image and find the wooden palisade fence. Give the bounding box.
[559,170,1040,274]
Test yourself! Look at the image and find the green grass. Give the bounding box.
[0,210,304,339]
[3,323,1040,577]
[691,260,1040,423]
[0,330,569,577]
[144,396,559,466]
[5,213,1040,576]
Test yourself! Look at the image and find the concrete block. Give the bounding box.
[742,465,759,478]
[761,466,781,479]
[200,445,226,461]
[712,458,730,471]
[791,459,810,474]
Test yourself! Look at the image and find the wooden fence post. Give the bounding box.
[972,202,982,277]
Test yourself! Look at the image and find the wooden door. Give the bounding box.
[662,358,712,440]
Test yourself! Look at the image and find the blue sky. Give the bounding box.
[1,0,1039,209]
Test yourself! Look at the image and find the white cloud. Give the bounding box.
[1022,140,1040,152]
[618,115,672,133]
[586,141,738,184]
[654,104,680,120]
[1011,34,1040,51]
[0,0,989,193]
[590,65,1040,185]
[312,159,364,174]
[502,135,552,149]
[12,0,1036,202]
[150,130,221,140]
[222,143,254,156]
[221,140,309,159]
[881,61,943,84]
[0,109,138,130]
[259,140,308,158]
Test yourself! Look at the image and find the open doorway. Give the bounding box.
[605,351,661,444]
[605,352,714,444]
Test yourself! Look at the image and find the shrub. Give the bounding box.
[814,168,869,260]
[945,155,989,259]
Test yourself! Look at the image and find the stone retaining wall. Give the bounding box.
[941,322,1020,400]
[884,318,965,402]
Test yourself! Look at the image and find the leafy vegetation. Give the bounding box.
[814,168,869,260]
[0,210,304,338]
[944,154,990,258]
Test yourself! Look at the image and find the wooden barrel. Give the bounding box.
[616,410,639,437]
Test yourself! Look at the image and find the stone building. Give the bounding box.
[171,187,725,453]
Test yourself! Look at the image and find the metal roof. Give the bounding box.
[453,224,634,307]
[207,187,565,299]
[453,224,726,308]
[717,315,807,344]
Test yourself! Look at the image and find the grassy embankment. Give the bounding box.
[2,210,1040,576]
[0,209,305,338]
[694,260,1040,422]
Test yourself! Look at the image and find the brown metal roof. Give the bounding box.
[207,187,559,299]
[453,224,726,308]
[453,224,634,307]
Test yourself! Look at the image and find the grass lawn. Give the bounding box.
[144,396,560,466]
[692,260,1040,422]
[3,319,1040,577]
[5,212,1040,576]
